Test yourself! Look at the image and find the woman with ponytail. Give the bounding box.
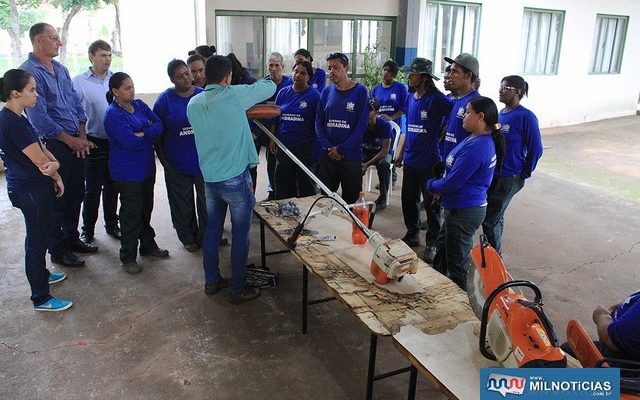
[427,96,503,290]
[482,75,543,254]
[0,69,71,311]
[104,72,168,274]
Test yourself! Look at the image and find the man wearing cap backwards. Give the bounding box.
[316,52,369,204]
[441,53,481,158]
[393,58,452,263]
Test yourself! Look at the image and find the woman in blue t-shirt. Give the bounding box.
[294,48,326,93]
[104,72,168,274]
[482,75,543,255]
[153,59,205,253]
[0,69,71,311]
[271,60,319,199]
[427,96,505,290]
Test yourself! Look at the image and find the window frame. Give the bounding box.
[421,0,482,73]
[589,13,629,75]
[215,10,396,78]
[520,7,565,76]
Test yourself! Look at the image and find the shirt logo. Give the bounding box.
[457,106,466,119]
[446,153,454,168]
[501,124,510,134]
[346,102,355,111]
[299,100,307,109]
[420,110,428,120]
[390,93,397,100]
[312,83,318,88]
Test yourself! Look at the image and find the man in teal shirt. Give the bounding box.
[187,55,275,304]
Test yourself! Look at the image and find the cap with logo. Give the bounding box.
[401,57,439,81]
[444,53,479,77]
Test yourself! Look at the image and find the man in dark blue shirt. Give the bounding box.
[21,23,97,267]
[315,53,369,204]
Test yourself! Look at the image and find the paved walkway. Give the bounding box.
[0,115,638,399]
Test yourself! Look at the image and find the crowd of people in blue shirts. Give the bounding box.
[0,21,637,364]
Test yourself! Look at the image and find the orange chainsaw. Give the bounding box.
[467,235,567,368]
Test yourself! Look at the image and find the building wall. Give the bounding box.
[120,0,639,128]
[470,0,640,127]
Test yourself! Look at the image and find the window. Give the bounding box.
[417,1,481,73]
[216,16,264,77]
[520,8,564,75]
[216,12,395,78]
[590,14,628,74]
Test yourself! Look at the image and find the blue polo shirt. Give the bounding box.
[72,69,112,139]
[153,87,203,176]
[274,85,320,148]
[265,75,293,102]
[310,68,326,92]
[442,90,480,158]
[0,108,50,190]
[104,99,163,181]
[609,291,640,359]
[428,133,496,209]
[370,81,408,126]
[20,53,87,139]
[498,105,543,178]
[403,90,452,169]
[316,83,369,162]
[362,116,393,152]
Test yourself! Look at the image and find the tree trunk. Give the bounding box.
[112,1,122,55]
[59,6,81,64]
[8,0,22,62]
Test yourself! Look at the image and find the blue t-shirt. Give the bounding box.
[498,105,543,178]
[370,81,408,126]
[428,134,496,209]
[104,99,163,181]
[316,83,369,162]
[275,85,320,149]
[0,108,50,190]
[265,75,293,102]
[362,116,393,152]
[609,291,640,359]
[153,87,203,176]
[310,68,326,93]
[442,90,480,158]
[403,90,452,169]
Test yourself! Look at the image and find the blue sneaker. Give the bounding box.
[34,297,73,312]
[48,271,66,284]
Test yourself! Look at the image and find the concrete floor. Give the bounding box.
[1,115,639,400]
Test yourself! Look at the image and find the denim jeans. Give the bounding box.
[82,137,119,237]
[401,166,441,246]
[482,175,525,254]
[8,185,54,305]
[203,168,255,295]
[438,206,486,290]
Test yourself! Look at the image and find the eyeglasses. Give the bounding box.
[499,85,517,92]
[40,35,61,42]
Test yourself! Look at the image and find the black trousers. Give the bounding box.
[274,143,316,200]
[316,154,362,204]
[82,137,119,236]
[363,150,391,201]
[163,162,207,246]
[401,165,441,246]
[44,138,84,256]
[115,176,159,263]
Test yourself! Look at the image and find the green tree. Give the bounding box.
[361,43,382,92]
[0,0,43,62]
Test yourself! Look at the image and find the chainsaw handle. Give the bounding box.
[478,280,543,361]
